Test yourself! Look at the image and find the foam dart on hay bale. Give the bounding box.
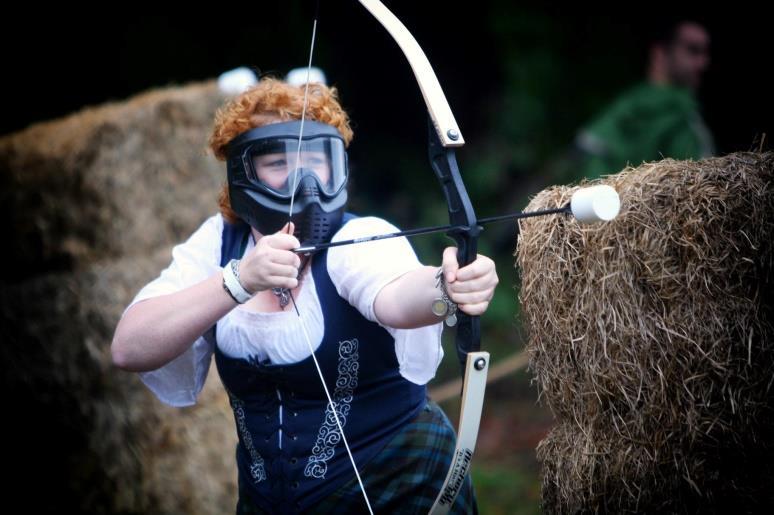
[516,151,774,513]
[569,184,620,223]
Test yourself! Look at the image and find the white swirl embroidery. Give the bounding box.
[304,338,360,479]
[226,388,267,483]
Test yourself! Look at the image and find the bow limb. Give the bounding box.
[358,1,489,513]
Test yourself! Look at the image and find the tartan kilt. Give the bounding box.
[236,396,479,514]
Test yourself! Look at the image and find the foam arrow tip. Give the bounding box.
[570,184,621,223]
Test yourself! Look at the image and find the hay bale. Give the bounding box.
[0,79,227,282]
[1,81,243,512]
[516,151,774,512]
[1,247,241,513]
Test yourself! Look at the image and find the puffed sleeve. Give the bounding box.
[122,213,223,407]
[326,216,444,385]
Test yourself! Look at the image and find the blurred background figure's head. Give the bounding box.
[648,19,711,91]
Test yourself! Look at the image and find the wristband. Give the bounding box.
[222,259,254,304]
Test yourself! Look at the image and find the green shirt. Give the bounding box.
[572,81,715,181]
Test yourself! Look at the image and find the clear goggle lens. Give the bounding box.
[243,137,347,197]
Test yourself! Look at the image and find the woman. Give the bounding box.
[111,77,498,514]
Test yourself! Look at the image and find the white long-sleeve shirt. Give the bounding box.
[123,213,445,407]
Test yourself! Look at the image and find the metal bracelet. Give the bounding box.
[432,267,458,327]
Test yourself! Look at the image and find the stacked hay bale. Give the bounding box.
[516,152,774,513]
[0,81,242,513]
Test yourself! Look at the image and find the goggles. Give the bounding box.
[227,120,348,199]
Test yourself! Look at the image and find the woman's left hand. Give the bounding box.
[441,247,499,316]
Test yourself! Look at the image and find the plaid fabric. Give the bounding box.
[236,397,479,514]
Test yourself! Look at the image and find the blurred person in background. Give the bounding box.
[570,18,715,181]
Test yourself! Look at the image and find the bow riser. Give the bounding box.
[427,119,482,364]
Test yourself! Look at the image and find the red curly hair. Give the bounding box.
[208,76,354,224]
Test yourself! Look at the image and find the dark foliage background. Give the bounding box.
[4,2,770,512]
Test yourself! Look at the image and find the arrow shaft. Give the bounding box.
[292,204,571,254]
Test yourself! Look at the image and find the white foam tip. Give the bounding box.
[217,67,258,95]
[570,185,620,223]
[285,66,327,86]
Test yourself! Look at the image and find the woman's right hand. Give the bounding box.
[238,222,301,293]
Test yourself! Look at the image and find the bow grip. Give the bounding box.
[427,117,482,363]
